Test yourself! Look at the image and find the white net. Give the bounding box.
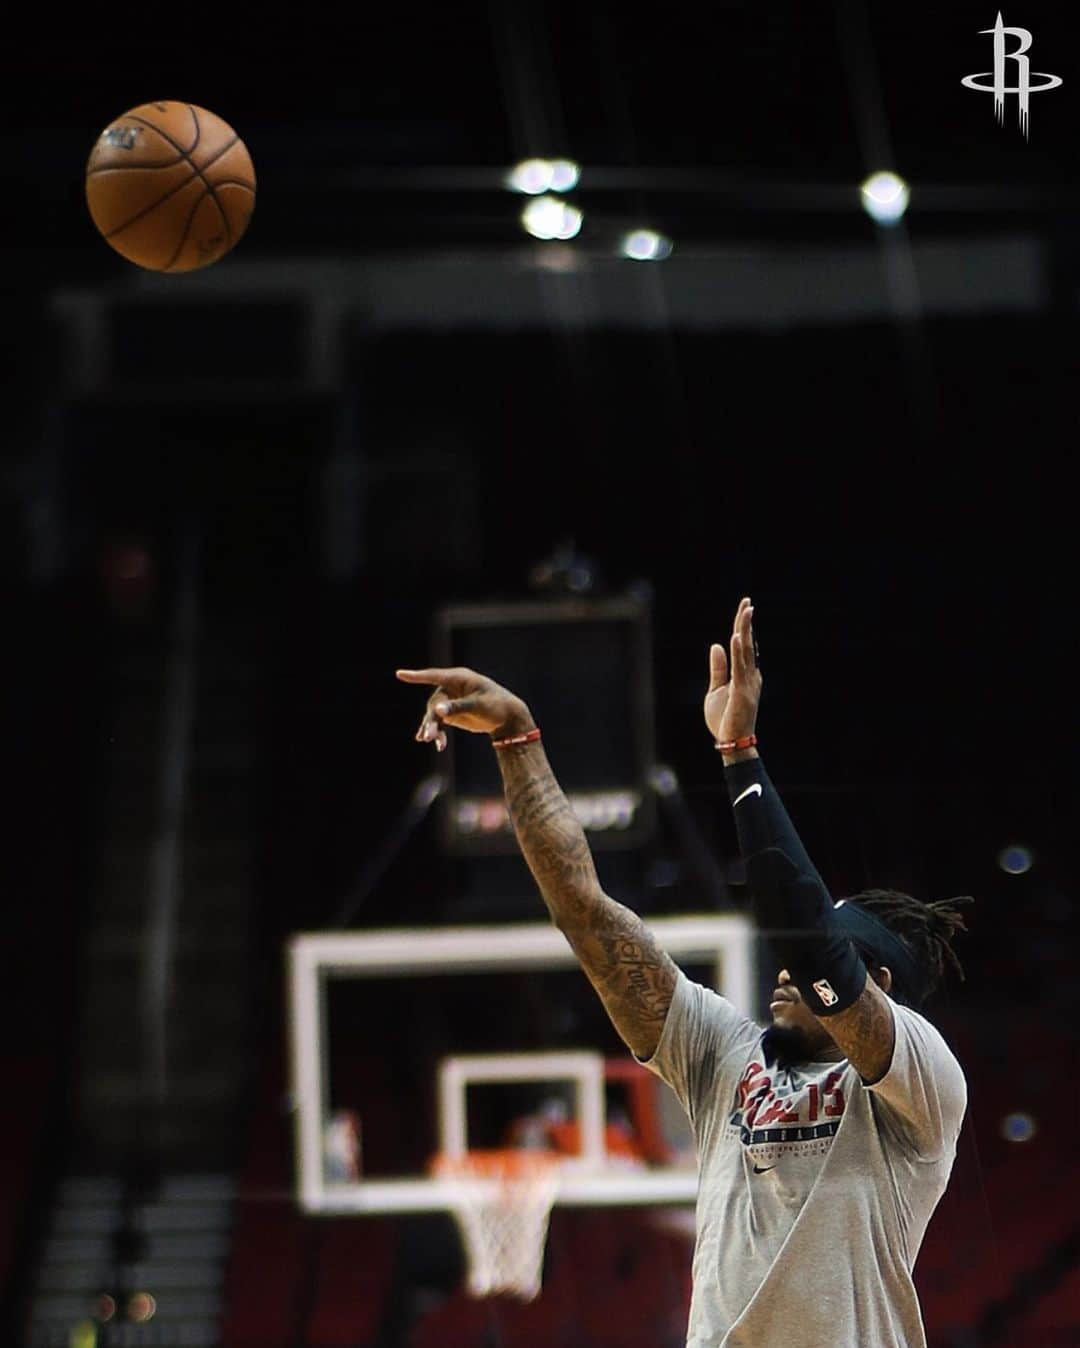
[433,1150,563,1301]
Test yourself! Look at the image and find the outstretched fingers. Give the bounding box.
[742,602,757,673]
[396,667,453,685]
[730,598,756,682]
[707,642,729,693]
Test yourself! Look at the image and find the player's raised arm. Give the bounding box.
[707,599,895,1083]
[396,665,678,1059]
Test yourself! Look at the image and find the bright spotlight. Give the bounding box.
[620,229,673,261]
[549,159,580,191]
[506,158,580,195]
[127,1293,157,1324]
[998,844,1033,875]
[1001,1112,1037,1143]
[522,195,583,241]
[506,159,554,194]
[860,171,910,225]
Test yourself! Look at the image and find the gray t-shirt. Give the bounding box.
[639,970,967,1348]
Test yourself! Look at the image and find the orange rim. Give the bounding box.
[431,1148,561,1180]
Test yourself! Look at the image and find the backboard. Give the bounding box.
[434,596,656,854]
[287,915,756,1214]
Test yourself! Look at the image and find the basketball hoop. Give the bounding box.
[432,1149,562,1301]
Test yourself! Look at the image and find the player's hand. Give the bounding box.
[703,597,762,745]
[395,666,534,753]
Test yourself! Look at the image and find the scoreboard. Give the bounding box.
[434,595,656,855]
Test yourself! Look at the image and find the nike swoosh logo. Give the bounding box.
[733,783,763,806]
[753,1163,776,1174]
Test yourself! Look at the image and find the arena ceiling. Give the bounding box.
[5,1,1078,272]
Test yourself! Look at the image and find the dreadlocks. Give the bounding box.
[846,889,974,999]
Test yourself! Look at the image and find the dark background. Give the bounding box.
[1,3,1078,1345]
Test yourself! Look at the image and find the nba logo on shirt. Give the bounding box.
[813,979,839,1007]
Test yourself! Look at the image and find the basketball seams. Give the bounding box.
[88,102,254,271]
[102,170,199,239]
[96,135,245,240]
[130,105,241,250]
[212,192,231,251]
[161,189,212,273]
[87,118,186,173]
[201,181,261,252]
[126,106,201,158]
[187,105,231,249]
[87,159,185,175]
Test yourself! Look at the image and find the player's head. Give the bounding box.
[838,889,973,1008]
[766,889,972,1064]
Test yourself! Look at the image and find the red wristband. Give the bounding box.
[492,727,542,750]
[715,734,757,753]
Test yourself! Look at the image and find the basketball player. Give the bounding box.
[397,596,971,1348]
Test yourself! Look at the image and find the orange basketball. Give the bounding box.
[85,102,256,273]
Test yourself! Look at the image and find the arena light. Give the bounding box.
[507,158,554,194]
[1001,1111,1037,1142]
[859,171,910,225]
[127,1293,157,1324]
[549,159,580,191]
[997,844,1033,875]
[506,158,580,195]
[620,229,673,261]
[521,195,583,241]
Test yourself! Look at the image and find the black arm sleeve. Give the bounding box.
[724,756,866,1016]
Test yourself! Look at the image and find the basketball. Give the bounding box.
[85,102,256,273]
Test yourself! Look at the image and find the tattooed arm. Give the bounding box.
[495,719,678,1060]
[395,666,678,1060]
[811,973,895,1084]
